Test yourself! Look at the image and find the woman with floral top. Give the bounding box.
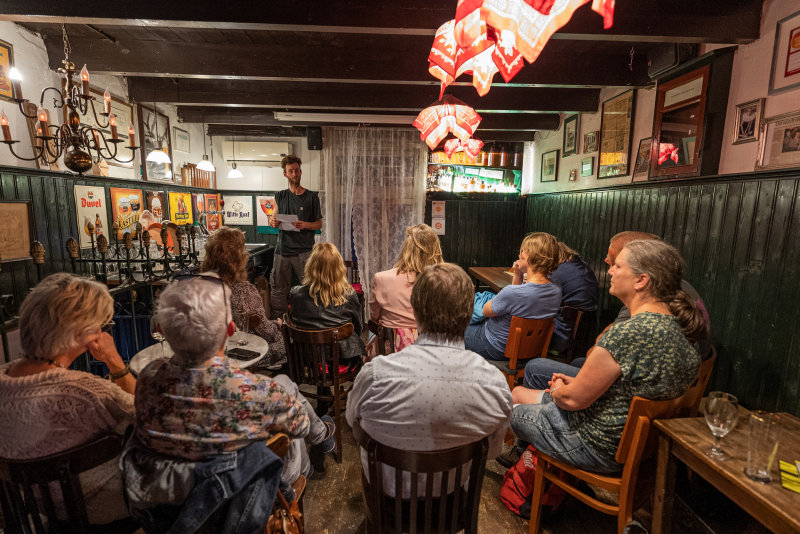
[509,240,704,473]
[135,275,336,486]
[201,226,286,368]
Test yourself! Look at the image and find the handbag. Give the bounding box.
[266,488,303,534]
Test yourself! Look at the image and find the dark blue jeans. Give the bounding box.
[464,321,506,360]
[523,359,582,389]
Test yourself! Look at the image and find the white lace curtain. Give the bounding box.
[320,127,427,319]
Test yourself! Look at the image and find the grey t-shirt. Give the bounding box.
[274,188,322,256]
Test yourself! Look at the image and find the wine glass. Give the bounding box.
[704,391,739,460]
[234,312,250,346]
[150,315,166,358]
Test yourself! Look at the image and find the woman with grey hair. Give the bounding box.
[133,275,336,488]
[0,273,135,526]
[509,240,703,473]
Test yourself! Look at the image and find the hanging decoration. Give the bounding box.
[413,95,482,150]
[429,0,615,96]
[443,137,484,157]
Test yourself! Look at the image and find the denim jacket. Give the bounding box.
[120,433,283,534]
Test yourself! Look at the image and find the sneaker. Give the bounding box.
[319,415,336,454]
[496,444,522,469]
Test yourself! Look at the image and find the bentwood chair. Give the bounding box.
[528,392,692,534]
[352,420,489,534]
[367,319,396,358]
[281,315,359,463]
[0,434,139,534]
[555,305,583,361]
[677,347,717,418]
[488,316,554,390]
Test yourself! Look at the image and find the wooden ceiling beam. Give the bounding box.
[133,78,599,113]
[30,32,650,87]
[2,0,763,43]
[181,107,561,130]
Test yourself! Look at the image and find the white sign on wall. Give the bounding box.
[432,218,445,235]
[74,185,109,248]
[222,195,253,225]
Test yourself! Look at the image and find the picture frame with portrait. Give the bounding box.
[541,149,559,182]
[756,109,800,171]
[732,98,764,145]
[562,114,579,157]
[137,104,173,182]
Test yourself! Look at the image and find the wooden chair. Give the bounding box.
[487,316,554,389]
[528,393,691,534]
[368,319,395,357]
[344,260,365,321]
[0,434,139,534]
[557,305,583,361]
[352,420,489,534]
[677,347,717,418]
[281,315,359,463]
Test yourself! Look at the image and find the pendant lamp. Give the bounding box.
[146,96,171,165]
[227,136,243,178]
[196,112,215,172]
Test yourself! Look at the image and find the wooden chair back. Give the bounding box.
[497,316,554,389]
[281,315,357,463]
[265,433,291,459]
[368,320,396,357]
[0,434,129,534]
[676,347,717,417]
[558,305,583,360]
[352,420,489,534]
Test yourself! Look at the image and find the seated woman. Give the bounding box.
[548,241,599,355]
[0,273,135,526]
[509,240,703,473]
[134,276,336,492]
[202,226,286,368]
[369,223,443,351]
[465,232,562,360]
[289,242,365,363]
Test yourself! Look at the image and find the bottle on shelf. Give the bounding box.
[498,143,508,167]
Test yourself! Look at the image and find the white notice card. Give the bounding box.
[276,214,300,232]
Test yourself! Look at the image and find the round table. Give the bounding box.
[129,333,269,375]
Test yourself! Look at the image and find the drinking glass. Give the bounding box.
[234,312,250,346]
[744,411,780,483]
[150,315,166,358]
[704,391,739,460]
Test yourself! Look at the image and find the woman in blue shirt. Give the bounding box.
[465,232,562,360]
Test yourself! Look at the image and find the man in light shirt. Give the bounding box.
[346,262,512,497]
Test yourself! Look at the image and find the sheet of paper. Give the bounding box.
[276,213,300,232]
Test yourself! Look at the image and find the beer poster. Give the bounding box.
[256,195,276,227]
[145,191,166,223]
[73,185,109,248]
[110,187,144,237]
[205,193,221,231]
[191,193,205,222]
[168,191,193,225]
[222,195,253,225]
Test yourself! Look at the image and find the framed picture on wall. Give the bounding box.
[756,109,800,171]
[580,156,594,177]
[173,127,190,153]
[0,201,32,262]
[562,114,579,157]
[137,104,173,182]
[598,89,635,178]
[768,9,800,95]
[0,39,17,102]
[632,137,652,182]
[540,149,559,182]
[583,131,598,153]
[86,87,135,168]
[732,98,764,145]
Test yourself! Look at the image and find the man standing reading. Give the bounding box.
[269,155,323,318]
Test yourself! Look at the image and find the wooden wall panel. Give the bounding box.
[524,172,800,415]
[0,165,278,313]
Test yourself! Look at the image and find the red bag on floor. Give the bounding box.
[500,446,567,519]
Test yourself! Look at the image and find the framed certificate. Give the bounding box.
[768,9,800,95]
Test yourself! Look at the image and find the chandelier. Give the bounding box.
[0,25,139,174]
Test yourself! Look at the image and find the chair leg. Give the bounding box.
[528,461,547,534]
[505,372,515,391]
[333,388,343,464]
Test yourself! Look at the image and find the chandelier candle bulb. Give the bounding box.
[92,129,101,149]
[8,67,22,101]
[36,108,49,135]
[109,113,118,140]
[128,124,135,147]
[80,65,90,96]
[103,88,111,114]
[1,111,11,141]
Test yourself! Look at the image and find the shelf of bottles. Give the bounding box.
[426,142,523,194]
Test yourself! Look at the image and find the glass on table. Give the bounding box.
[744,411,780,483]
[233,312,250,346]
[150,315,166,358]
[704,391,739,461]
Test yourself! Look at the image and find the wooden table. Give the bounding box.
[652,412,800,534]
[468,266,514,293]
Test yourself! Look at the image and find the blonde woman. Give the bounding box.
[369,223,443,350]
[0,273,134,526]
[288,242,365,362]
[202,226,285,367]
[465,232,562,360]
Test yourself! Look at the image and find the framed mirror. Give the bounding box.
[598,89,636,178]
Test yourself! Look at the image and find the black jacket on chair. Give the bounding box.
[288,285,365,360]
